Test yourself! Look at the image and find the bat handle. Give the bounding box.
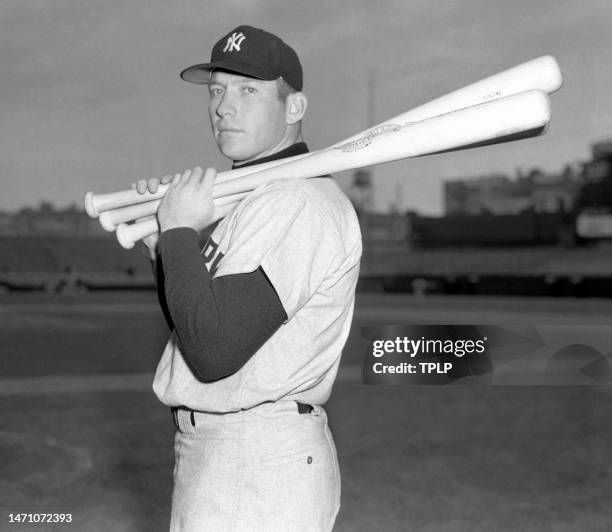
[99,191,249,232]
[116,217,158,249]
[115,200,242,250]
[99,199,161,231]
[84,187,169,218]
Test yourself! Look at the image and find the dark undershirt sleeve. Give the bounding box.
[146,223,220,331]
[158,227,288,383]
[149,250,175,331]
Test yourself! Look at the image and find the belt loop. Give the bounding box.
[296,401,314,414]
[190,410,196,427]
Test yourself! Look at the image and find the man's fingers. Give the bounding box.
[133,168,205,197]
[136,180,148,195]
[177,167,203,191]
[148,178,161,194]
[131,175,173,195]
[170,168,191,189]
[202,168,217,191]
[190,167,204,184]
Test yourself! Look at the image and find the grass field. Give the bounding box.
[1,292,611,531]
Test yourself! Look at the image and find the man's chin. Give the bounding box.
[219,144,255,164]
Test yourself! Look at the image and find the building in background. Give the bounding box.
[347,168,374,217]
[575,140,612,239]
[577,140,612,210]
[445,140,612,218]
[444,166,583,216]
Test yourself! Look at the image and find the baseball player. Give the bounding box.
[135,25,362,531]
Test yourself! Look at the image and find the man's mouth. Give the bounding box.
[218,127,242,136]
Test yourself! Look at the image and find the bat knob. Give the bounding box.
[98,212,117,232]
[115,223,136,250]
[84,192,99,218]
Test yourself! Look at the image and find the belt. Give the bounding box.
[172,401,314,427]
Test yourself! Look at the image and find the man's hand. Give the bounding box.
[157,167,217,233]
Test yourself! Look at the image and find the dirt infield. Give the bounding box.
[1,293,612,531]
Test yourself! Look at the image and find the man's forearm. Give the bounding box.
[158,228,287,382]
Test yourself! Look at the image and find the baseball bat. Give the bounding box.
[98,191,248,231]
[115,90,551,249]
[85,55,561,218]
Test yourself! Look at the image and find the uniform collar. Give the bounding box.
[231,142,309,170]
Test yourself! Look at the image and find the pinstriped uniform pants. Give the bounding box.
[169,401,341,531]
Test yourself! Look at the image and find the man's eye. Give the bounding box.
[209,88,223,97]
[242,86,257,94]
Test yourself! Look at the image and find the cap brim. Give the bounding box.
[180,61,279,84]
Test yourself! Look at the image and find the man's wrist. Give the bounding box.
[159,226,200,244]
[159,223,199,235]
[159,220,199,233]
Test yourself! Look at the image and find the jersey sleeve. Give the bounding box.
[213,183,338,321]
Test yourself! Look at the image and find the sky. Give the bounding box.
[2,0,611,215]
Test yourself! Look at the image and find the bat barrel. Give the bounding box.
[211,90,551,199]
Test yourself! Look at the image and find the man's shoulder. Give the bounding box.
[250,177,346,205]
[253,177,309,196]
[253,178,360,242]
[232,176,358,231]
[237,179,308,216]
[242,178,352,221]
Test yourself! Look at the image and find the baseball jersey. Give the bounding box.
[152,175,362,413]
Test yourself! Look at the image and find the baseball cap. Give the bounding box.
[180,25,303,91]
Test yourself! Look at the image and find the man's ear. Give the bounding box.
[286,92,308,125]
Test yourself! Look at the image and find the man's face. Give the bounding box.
[208,71,289,163]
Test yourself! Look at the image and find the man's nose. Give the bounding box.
[216,90,237,117]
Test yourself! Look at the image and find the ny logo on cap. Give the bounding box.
[223,32,246,53]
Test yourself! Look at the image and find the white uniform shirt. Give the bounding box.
[152,177,362,413]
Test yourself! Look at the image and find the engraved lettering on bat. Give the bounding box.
[334,124,402,152]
